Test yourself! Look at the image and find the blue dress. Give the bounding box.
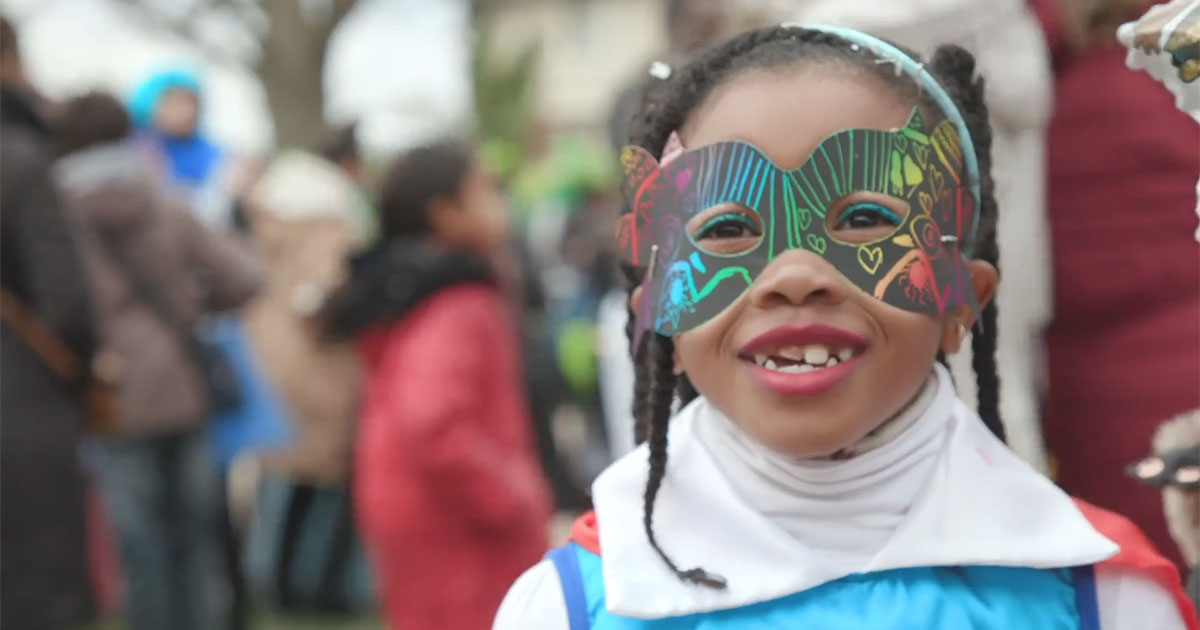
[545,543,1100,630]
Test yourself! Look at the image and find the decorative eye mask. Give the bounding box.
[616,25,983,349]
[1127,446,1200,488]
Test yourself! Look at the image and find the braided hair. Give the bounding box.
[619,25,1004,589]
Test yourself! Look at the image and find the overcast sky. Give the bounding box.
[5,0,473,156]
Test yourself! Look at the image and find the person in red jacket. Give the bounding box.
[322,142,552,630]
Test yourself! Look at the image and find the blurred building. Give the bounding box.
[483,0,661,134]
[481,0,775,138]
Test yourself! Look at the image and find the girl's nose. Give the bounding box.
[746,249,850,310]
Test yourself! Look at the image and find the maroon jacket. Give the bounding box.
[1032,0,1200,569]
[353,282,551,630]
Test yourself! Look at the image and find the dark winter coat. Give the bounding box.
[0,83,97,630]
[55,141,262,437]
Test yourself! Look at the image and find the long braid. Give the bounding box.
[928,45,1006,442]
[640,333,727,588]
[625,284,653,444]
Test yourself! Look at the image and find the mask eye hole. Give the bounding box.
[825,194,910,245]
[1134,457,1166,479]
[687,203,764,256]
[1175,466,1200,484]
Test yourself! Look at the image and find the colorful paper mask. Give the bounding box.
[618,109,979,341]
[616,26,983,346]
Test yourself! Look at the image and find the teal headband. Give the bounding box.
[798,24,982,251]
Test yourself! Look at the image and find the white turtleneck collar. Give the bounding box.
[695,375,940,572]
[590,364,1118,619]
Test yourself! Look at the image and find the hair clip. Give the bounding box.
[940,235,959,244]
[630,244,660,356]
[872,56,905,78]
[648,61,672,80]
[646,244,660,282]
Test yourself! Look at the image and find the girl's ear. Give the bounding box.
[941,259,998,354]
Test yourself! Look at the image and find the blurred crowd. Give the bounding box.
[0,0,1197,629]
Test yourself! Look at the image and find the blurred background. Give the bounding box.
[1,0,1196,629]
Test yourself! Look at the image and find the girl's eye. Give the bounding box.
[825,198,909,245]
[834,203,904,230]
[687,207,764,255]
[696,212,762,240]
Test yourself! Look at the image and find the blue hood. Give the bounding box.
[129,68,221,186]
[129,68,202,128]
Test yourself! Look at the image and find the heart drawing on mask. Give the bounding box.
[805,233,827,254]
[914,144,929,168]
[797,206,812,230]
[675,169,694,192]
[919,191,934,216]
[857,245,884,275]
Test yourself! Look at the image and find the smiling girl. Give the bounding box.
[493,24,1196,630]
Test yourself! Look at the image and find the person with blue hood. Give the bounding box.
[129,67,293,630]
[129,68,230,228]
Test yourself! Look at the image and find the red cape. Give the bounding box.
[1074,498,1198,630]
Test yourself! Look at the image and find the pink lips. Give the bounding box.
[738,324,869,397]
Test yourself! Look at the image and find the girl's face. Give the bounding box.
[432,166,510,255]
[662,66,996,457]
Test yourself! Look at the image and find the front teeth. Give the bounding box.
[772,362,811,374]
[804,346,829,365]
[753,345,855,373]
[777,347,805,362]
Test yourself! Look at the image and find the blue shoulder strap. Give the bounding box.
[1073,565,1100,630]
[546,545,590,630]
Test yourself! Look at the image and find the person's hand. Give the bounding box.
[1122,0,1200,54]
[1130,3,1182,51]
[1163,2,1200,81]
[1119,0,1200,83]
[1056,0,1158,49]
[1117,0,1200,115]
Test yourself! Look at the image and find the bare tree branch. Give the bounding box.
[112,0,248,68]
[112,0,361,149]
[224,0,270,36]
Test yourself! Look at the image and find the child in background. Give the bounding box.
[128,68,230,229]
[321,142,552,630]
[495,24,1196,629]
